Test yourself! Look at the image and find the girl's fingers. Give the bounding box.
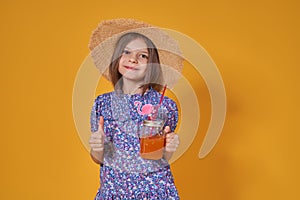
[90,143,103,148]
[165,134,179,152]
[89,132,104,145]
[91,132,103,140]
[91,146,104,152]
[90,140,104,152]
[166,132,175,142]
[89,138,103,143]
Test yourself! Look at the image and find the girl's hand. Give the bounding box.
[89,116,105,152]
[164,126,180,153]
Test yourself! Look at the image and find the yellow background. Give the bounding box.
[1,0,299,199]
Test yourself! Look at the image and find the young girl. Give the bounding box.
[88,19,182,200]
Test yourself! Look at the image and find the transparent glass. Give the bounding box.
[140,106,168,160]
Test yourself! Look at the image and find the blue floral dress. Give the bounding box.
[90,88,180,199]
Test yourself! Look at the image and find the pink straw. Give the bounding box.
[150,85,167,121]
[159,85,167,105]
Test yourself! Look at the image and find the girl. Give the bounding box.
[89,19,182,200]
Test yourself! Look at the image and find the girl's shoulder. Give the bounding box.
[162,95,176,104]
[162,96,178,111]
[92,92,114,120]
[94,91,113,103]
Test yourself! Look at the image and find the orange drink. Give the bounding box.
[139,119,165,160]
[140,134,165,160]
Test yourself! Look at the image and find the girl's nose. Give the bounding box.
[128,54,138,63]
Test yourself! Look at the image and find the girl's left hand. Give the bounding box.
[164,126,180,153]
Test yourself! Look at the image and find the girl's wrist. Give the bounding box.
[163,149,174,161]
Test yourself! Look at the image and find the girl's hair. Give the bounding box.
[109,32,163,94]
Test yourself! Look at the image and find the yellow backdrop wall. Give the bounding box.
[1,0,299,199]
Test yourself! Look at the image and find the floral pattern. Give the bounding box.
[90,88,179,199]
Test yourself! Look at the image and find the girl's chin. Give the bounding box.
[121,74,144,82]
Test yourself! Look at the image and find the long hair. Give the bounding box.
[109,32,163,94]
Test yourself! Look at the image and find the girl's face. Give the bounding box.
[118,38,149,83]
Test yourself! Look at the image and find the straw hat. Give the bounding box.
[89,18,184,88]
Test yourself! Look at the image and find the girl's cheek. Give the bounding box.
[117,64,123,74]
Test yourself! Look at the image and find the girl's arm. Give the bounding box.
[162,98,179,161]
[164,150,174,161]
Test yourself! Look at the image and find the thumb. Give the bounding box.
[98,116,104,132]
[99,116,104,126]
[164,126,170,134]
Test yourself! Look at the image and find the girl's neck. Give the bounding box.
[122,79,144,95]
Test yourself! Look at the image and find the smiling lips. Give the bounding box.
[124,66,137,70]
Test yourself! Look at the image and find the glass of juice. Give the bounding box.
[140,107,167,160]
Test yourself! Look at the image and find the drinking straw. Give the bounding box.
[156,85,167,135]
[151,85,167,121]
[147,85,167,136]
[159,85,167,105]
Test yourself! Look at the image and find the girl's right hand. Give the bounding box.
[89,116,105,152]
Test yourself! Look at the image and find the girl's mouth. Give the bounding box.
[124,66,136,70]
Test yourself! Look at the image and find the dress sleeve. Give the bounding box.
[90,96,101,133]
[164,99,179,132]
